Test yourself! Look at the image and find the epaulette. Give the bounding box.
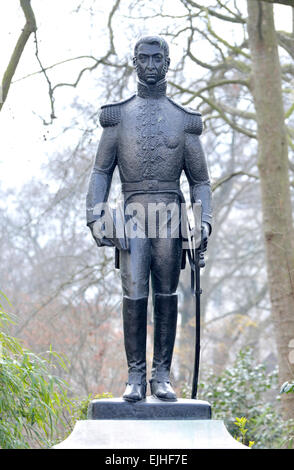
[99,94,136,128]
[167,97,202,135]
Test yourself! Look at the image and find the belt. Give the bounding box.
[121,179,180,193]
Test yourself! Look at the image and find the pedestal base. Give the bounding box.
[88,397,211,420]
[53,397,248,449]
[53,419,247,449]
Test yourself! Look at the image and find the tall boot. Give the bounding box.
[150,293,178,401]
[122,296,148,402]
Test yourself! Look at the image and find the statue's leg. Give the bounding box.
[121,296,148,402]
[149,237,182,401]
[120,236,151,402]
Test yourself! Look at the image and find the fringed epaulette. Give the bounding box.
[99,94,136,128]
[167,97,203,135]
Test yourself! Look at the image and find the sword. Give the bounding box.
[187,201,205,400]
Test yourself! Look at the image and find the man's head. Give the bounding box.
[133,36,170,85]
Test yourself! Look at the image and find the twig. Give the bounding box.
[34,31,56,125]
[12,55,98,82]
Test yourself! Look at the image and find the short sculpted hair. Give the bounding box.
[134,36,169,58]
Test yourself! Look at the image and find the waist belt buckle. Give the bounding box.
[147,180,158,191]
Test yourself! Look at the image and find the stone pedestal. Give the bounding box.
[53,397,248,449]
[88,396,211,420]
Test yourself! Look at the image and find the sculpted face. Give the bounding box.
[134,42,170,84]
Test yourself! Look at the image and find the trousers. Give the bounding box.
[120,193,183,298]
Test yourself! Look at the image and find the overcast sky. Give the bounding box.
[0,1,292,189]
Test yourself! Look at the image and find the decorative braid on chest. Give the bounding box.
[136,101,165,178]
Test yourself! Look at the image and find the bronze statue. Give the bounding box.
[86,36,212,402]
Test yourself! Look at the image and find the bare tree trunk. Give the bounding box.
[247,0,294,419]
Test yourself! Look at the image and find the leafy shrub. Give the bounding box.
[233,416,255,447]
[182,348,294,448]
[0,292,73,448]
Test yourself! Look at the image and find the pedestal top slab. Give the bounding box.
[88,396,211,420]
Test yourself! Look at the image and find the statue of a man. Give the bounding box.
[86,36,212,402]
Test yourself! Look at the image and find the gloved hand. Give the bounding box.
[88,210,129,251]
[88,220,114,247]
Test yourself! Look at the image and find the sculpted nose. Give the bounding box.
[147,57,154,69]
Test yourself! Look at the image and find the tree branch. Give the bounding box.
[181,0,246,23]
[170,78,250,99]
[199,94,257,138]
[259,0,294,7]
[168,81,257,138]
[277,31,294,59]
[36,0,121,124]
[218,102,256,121]
[0,0,37,111]
[212,170,259,191]
[12,55,98,82]
[204,284,268,327]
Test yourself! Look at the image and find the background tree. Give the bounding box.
[247,0,294,418]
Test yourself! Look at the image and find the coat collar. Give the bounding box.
[137,78,167,99]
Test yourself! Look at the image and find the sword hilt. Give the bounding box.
[199,251,205,268]
[197,226,206,269]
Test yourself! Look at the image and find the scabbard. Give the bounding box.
[191,249,201,400]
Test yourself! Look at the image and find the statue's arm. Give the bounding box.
[86,105,120,246]
[183,115,212,236]
[86,126,118,226]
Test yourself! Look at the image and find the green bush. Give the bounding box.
[0,292,73,448]
[182,348,294,448]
